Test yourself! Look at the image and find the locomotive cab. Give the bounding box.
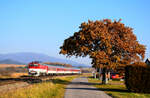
[28,62,41,76]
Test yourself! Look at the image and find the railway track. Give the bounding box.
[0,75,53,86]
[0,74,76,86]
[0,74,77,93]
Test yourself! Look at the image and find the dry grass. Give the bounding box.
[0,75,79,98]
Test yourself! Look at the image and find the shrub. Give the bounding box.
[125,62,150,93]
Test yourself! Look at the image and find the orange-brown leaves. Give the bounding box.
[60,19,146,69]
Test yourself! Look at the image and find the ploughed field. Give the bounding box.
[0,64,28,86]
[0,64,27,78]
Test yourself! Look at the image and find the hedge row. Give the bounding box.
[125,62,150,93]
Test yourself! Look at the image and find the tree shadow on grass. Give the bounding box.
[51,76,101,86]
[51,79,70,85]
[0,77,43,84]
[0,75,55,84]
[0,77,70,85]
[97,87,129,93]
[97,87,130,98]
[0,75,73,85]
[70,81,101,85]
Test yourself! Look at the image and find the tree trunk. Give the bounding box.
[108,71,111,81]
[99,68,102,80]
[102,68,108,84]
[93,68,97,79]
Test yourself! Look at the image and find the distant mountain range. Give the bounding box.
[0,59,23,65]
[0,52,90,67]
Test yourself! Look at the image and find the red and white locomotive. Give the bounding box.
[28,61,81,76]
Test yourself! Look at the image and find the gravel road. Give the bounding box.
[64,77,112,98]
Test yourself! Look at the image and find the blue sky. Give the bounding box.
[0,0,150,65]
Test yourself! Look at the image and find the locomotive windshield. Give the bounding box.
[30,64,38,66]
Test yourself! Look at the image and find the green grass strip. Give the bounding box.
[88,76,150,98]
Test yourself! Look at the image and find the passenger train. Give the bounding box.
[28,61,81,76]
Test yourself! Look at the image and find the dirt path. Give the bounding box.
[64,77,112,98]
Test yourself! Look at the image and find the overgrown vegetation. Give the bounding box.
[88,76,150,98]
[0,76,78,98]
[125,62,150,93]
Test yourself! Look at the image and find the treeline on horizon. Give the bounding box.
[43,62,72,67]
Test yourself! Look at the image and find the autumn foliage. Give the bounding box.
[60,19,145,69]
[125,62,150,93]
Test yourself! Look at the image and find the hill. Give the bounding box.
[0,59,24,65]
[0,52,90,67]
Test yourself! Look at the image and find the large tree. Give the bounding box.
[60,19,146,84]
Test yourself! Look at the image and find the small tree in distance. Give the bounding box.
[60,19,146,84]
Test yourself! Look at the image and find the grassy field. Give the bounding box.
[0,75,79,98]
[88,76,150,98]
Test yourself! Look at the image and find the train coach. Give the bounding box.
[28,61,81,76]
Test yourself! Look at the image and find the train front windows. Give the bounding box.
[34,64,38,66]
[30,64,38,67]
